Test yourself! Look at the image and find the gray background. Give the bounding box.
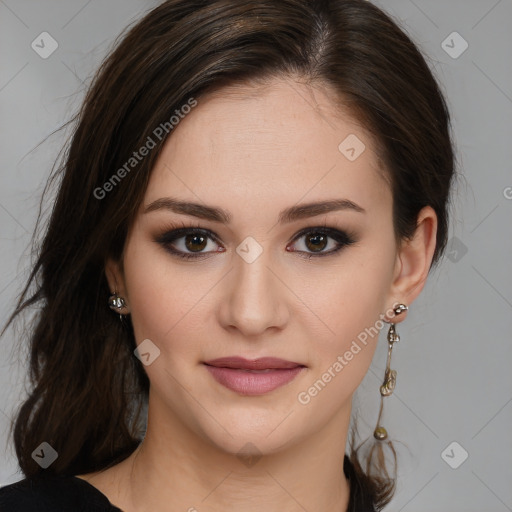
[0,1,511,511]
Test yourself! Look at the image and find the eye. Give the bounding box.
[154,224,224,260]
[287,226,357,259]
[154,223,357,260]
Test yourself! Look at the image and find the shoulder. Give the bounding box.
[0,473,122,511]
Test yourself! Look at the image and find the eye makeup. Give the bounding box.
[153,220,358,261]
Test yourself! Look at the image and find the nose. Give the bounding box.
[218,248,289,338]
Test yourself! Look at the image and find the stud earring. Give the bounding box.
[108,291,127,322]
[373,303,408,441]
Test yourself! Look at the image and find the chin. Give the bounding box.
[192,407,301,459]
[205,430,294,461]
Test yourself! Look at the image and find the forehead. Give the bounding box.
[144,78,389,219]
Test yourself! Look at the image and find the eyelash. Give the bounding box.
[154,221,357,261]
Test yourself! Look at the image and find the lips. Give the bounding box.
[203,357,306,395]
[203,356,304,370]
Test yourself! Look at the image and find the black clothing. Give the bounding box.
[0,472,122,511]
[0,455,377,511]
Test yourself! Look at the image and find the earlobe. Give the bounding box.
[105,257,130,316]
[105,257,126,297]
[389,206,438,307]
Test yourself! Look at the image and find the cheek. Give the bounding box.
[300,242,395,390]
[122,237,182,341]
[312,249,392,332]
[122,236,211,368]
[305,284,383,387]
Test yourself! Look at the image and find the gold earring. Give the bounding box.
[373,303,408,441]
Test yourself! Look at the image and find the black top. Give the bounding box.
[0,455,377,511]
[0,472,122,511]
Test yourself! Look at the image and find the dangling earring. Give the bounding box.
[108,291,127,322]
[373,303,408,441]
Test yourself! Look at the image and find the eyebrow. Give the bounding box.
[143,197,366,224]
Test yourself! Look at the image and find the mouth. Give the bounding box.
[203,357,306,395]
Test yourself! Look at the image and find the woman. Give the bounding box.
[0,0,455,510]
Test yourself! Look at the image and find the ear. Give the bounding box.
[385,206,438,323]
[105,257,130,313]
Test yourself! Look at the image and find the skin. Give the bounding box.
[77,77,437,512]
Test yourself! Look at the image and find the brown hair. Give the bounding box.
[2,0,456,508]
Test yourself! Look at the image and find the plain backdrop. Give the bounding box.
[0,1,511,511]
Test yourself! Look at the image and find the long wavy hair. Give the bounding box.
[2,0,456,508]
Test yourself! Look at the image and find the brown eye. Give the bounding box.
[304,232,328,252]
[287,227,357,259]
[154,227,222,260]
[184,233,208,252]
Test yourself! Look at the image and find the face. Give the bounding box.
[108,78,405,457]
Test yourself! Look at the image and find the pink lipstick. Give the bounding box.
[203,357,306,395]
